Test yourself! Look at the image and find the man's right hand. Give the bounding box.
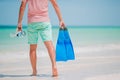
[59,20,65,29]
[17,23,22,31]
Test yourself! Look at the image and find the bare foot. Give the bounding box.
[31,71,37,76]
[30,73,37,76]
[52,68,58,77]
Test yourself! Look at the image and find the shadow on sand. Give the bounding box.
[0,74,58,79]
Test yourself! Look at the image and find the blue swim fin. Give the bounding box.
[64,28,75,60]
[56,28,67,61]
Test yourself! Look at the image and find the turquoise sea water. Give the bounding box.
[0,26,120,54]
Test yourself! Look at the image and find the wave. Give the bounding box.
[1,43,120,59]
[74,43,120,53]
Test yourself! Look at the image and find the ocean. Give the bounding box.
[0,26,120,57]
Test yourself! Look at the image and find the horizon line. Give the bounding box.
[0,25,120,28]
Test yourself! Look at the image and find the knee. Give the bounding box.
[30,44,37,54]
[44,41,54,48]
[30,47,37,55]
[30,49,36,54]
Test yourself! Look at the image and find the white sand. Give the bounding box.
[0,48,120,80]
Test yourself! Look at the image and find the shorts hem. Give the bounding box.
[43,39,53,42]
[28,42,37,44]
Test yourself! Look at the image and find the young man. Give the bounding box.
[17,0,65,77]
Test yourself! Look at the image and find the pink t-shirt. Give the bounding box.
[25,0,50,23]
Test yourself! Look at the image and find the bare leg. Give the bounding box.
[29,44,37,76]
[44,41,58,77]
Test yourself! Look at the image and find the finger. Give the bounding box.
[61,24,65,28]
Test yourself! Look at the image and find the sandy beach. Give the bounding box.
[0,45,120,80]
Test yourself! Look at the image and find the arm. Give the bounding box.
[50,0,65,28]
[17,1,27,31]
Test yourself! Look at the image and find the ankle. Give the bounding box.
[52,68,58,77]
[33,70,37,74]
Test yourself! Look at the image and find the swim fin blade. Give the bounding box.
[56,28,67,61]
[64,28,75,60]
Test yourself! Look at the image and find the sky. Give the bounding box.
[0,0,120,26]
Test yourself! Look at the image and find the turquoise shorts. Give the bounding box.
[27,22,52,44]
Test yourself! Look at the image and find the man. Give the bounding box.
[17,0,65,77]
